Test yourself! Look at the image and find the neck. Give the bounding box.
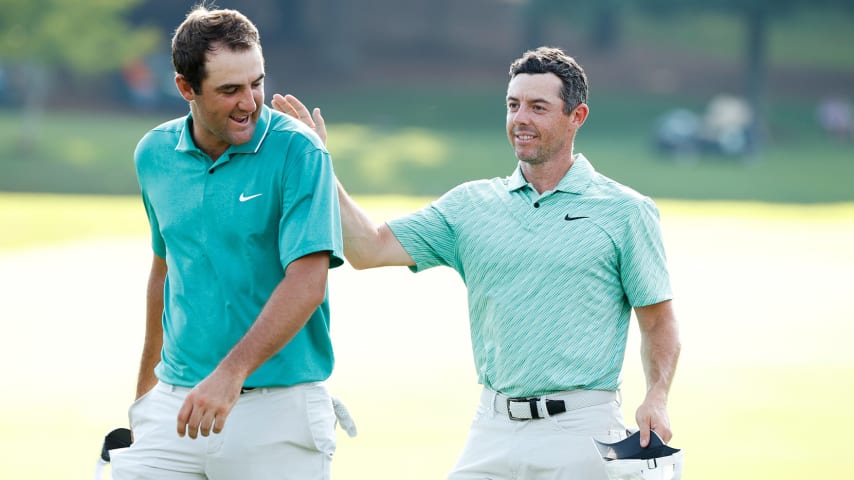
[188,105,227,161]
[521,154,575,194]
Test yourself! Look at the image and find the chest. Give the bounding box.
[455,195,622,284]
[146,154,282,246]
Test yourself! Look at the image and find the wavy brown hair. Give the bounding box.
[171,4,261,94]
[509,47,588,115]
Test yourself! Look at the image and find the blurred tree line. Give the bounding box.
[1,0,852,154]
[0,0,159,151]
[524,0,854,152]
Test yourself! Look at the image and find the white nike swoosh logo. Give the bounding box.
[239,193,263,202]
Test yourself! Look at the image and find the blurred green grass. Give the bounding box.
[0,192,434,252]
[1,87,853,202]
[2,194,853,479]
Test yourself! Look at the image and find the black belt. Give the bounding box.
[240,387,256,394]
[507,397,567,420]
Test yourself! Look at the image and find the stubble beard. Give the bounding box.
[515,145,547,166]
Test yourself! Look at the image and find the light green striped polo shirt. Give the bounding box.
[387,154,672,397]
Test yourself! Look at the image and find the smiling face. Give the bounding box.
[506,72,587,167]
[176,44,265,160]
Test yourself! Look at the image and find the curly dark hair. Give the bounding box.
[509,47,588,114]
[171,4,261,94]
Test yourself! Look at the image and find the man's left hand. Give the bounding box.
[635,395,672,447]
[271,93,327,145]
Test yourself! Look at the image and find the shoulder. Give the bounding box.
[137,117,184,149]
[588,170,657,211]
[432,176,506,211]
[446,176,509,199]
[265,108,327,154]
[134,116,188,171]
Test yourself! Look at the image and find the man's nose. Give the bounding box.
[238,90,256,112]
[511,107,531,125]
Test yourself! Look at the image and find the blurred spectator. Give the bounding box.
[0,64,23,107]
[816,95,852,142]
[122,59,158,111]
[0,66,6,100]
[655,94,755,158]
[697,94,754,155]
[654,108,702,156]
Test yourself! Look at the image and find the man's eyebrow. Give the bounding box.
[216,73,265,91]
[506,95,553,105]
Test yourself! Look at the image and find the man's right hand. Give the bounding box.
[271,94,327,145]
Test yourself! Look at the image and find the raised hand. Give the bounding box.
[271,93,327,145]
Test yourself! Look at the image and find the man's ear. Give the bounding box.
[175,74,195,101]
[571,103,589,127]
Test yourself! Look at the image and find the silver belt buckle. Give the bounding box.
[507,397,541,420]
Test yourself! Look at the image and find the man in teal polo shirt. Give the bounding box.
[110,6,346,480]
[276,46,681,479]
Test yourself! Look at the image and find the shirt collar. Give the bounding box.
[176,104,272,156]
[507,153,594,194]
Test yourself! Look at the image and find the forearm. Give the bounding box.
[633,301,680,444]
[136,255,166,399]
[136,336,162,399]
[638,302,681,401]
[337,180,413,269]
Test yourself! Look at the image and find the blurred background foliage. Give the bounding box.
[0,0,852,202]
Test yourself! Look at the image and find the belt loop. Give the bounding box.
[489,388,499,414]
[540,398,550,419]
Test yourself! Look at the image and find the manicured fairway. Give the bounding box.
[1,194,852,479]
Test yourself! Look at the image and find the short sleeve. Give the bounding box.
[387,189,464,273]
[278,147,344,270]
[619,197,672,307]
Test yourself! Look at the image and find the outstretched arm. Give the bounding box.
[271,93,415,269]
[634,299,681,447]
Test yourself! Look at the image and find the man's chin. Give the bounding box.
[516,153,544,165]
[229,127,256,145]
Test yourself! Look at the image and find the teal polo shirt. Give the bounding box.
[387,154,672,397]
[135,105,344,388]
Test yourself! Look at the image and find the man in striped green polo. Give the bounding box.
[276,46,681,480]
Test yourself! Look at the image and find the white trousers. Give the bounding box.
[448,387,627,480]
[110,381,336,480]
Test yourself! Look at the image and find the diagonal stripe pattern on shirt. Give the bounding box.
[388,155,672,397]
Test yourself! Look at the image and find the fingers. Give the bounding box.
[176,397,193,438]
[638,422,652,448]
[271,93,297,117]
[271,93,315,126]
[270,93,328,145]
[311,107,328,145]
[656,423,673,444]
[176,395,227,439]
[635,407,655,447]
[636,409,673,447]
[312,107,326,132]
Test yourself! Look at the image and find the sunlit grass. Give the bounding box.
[2,195,853,479]
[0,193,147,251]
